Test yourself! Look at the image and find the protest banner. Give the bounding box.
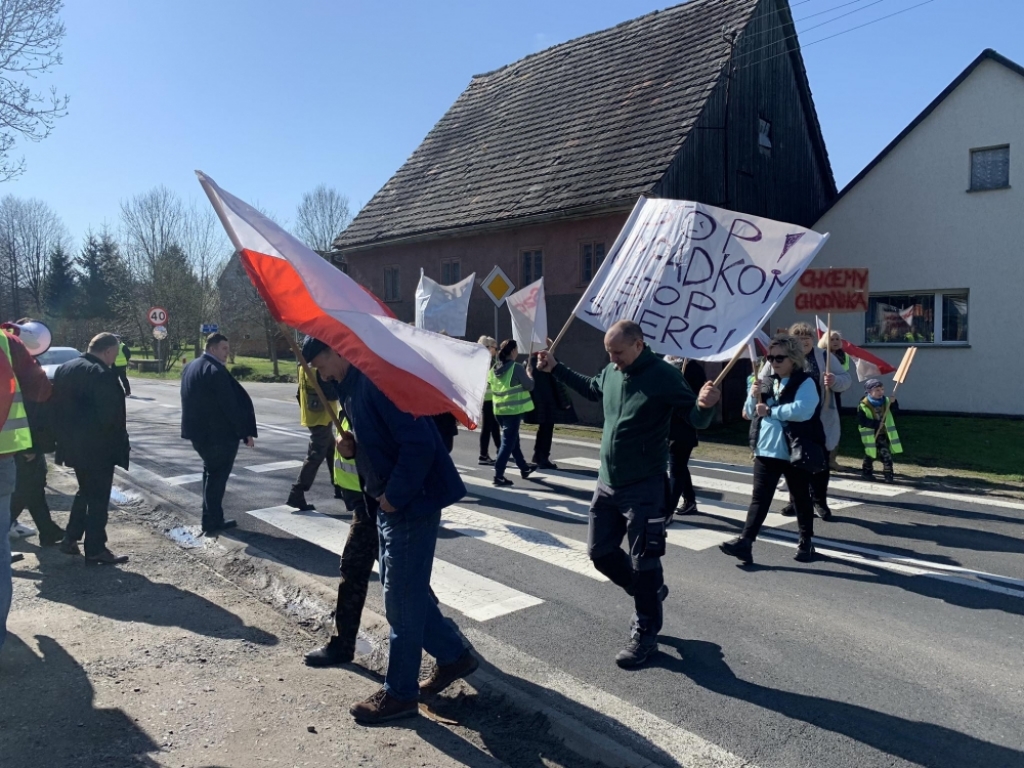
[414,269,475,336]
[794,268,869,313]
[507,278,548,352]
[566,198,829,361]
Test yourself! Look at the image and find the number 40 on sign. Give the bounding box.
[147,306,168,326]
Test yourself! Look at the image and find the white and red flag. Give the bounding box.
[197,172,490,428]
[814,316,896,381]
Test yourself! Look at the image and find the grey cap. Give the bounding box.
[864,378,883,391]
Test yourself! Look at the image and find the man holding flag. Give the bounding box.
[537,320,720,668]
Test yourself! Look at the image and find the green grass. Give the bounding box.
[128,353,296,383]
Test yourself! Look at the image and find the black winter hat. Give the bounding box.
[301,335,329,362]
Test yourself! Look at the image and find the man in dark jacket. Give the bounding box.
[523,351,578,469]
[305,336,478,725]
[665,358,708,520]
[537,320,720,668]
[53,333,131,565]
[180,334,257,534]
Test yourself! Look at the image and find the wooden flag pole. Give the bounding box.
[747,345,762,404]
[546,314,577,357]
[823,312,833,409]
[875,346,916,439]
[281,323,344,434]
[712,343,747,388]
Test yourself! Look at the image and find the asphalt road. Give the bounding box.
[119,378,1024,768]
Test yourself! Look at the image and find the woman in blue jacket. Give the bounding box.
[720,334,825,566]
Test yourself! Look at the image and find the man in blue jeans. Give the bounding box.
[304,336,479,724]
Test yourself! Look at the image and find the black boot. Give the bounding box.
[286,484,314,511]
[883,467,894,484]
[615,632,659,668]
[305,636,355,667]
[862,458,874,480]
[794,536,816,563]
[719,537,753,565]
[779,503,796,517]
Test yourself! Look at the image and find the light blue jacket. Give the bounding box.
[744,377,819,460]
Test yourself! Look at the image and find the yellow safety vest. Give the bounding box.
[858,399,903,458]
[488,363,534,417]
[298,366,338,428]
[332,417,361,491]
[114,343,128,368]
[0,332,33,455]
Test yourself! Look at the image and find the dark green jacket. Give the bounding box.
[552,346,714,488]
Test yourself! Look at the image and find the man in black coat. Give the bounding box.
[53,333,131,565]
[523,352,578,469]
[180,334,257,534]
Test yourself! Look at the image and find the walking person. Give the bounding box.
[287,364,340,511]
[664,357,707,520]
[537,320,720,668]
[774,322,850,520]
[180,334,257,535]
[9,389,63,546]
[820,330,850,470]
[858,379,902,483]
[1,326,50,651]
[523,347,577,470]
[304,336,480,724]
[720,334,826,566]
[489,339,537,487]
[476,336,501,465]
[52,333,130,565]
[113,336,132,397]
[305,408,380,668]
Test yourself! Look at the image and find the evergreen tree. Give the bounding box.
[41,243,78,317]
[77,230,127,318]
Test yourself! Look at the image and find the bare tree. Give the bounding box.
[0,194,68,315]
[295,184,351,254]
[0,0,69,181]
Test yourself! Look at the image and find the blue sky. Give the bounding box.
[8,0,1024,246]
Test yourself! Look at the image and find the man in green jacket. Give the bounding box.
[537,320,720,668]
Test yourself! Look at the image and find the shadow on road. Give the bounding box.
[654,636,1024,768]
[0,634,162,768]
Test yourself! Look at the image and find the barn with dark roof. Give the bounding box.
[334,0,835,419]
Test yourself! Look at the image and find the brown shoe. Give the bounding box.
[85,549,129,566]
[419,650,480,697]
[349,687,418,724]
[58,538,81,556]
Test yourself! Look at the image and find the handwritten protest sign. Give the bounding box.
[508,278,548,351]
[571,198,829,361]
[414,270,475,336]
[794,268,869,313]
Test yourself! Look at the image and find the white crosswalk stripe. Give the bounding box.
[246,505,544,621]
[161,473,236,486]
[245,460,305,473]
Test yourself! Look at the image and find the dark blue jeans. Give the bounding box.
[192,441,239,529]
[377,501,465,701]
[495,414,529,479]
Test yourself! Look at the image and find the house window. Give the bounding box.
[522,250,543,285]
[383,266,400,302]
[970,146,1009,191]
[579,241,606,284]
[758,117,772,156]
[440,258,461,285]
[864,292,968,345]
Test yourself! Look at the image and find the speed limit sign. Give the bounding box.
[147,307,168,326]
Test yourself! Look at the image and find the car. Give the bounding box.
[35,346,81,380]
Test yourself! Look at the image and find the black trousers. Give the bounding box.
[334,491,380,651]
[478,400,500,458]
[532,423,554,464]
[297,424,334,491]
[743,457,815,542]
[667,441,695,511]
[65,464,115,557]
[113,366,130,395]
[10,453,59,534]
[192,441,239,530]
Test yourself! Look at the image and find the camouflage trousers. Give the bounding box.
[333,490,380,653]
[862,437,894,476]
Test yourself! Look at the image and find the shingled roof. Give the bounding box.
[335,0,761,250]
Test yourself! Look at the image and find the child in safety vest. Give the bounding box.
[857,378,902,483]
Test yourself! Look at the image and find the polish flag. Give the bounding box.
[814,316,896,381]
[197,172,490,428]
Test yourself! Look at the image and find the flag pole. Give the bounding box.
[824,312,833,409]
[747,346,762,404]
[547,314,576,356]
[280,324,345,434]
[712,343,747,388]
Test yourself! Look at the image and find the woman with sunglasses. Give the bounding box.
[720,334,825,565]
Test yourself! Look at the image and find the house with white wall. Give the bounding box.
[772,49,1024,416]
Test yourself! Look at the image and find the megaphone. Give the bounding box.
[1,320,52,357]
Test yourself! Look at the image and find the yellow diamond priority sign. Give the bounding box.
[481,266,515,307]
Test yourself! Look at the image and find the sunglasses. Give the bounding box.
[766,355,789,363]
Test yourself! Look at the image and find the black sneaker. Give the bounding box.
[493,476,513,487]
[677,500,698,517]
[286,486,315,511]
[779,503,796,517]
[202,520,238,535]
[615,633,658,669]
[794,537,816,563]
[719,537,753,565]
[883,471,894,484]
[39,525,66,547]
[862,467,875,480]
[536,461,559,470]
[814,504,832,521]
[520,464,538,479]
[478,456,495,466]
